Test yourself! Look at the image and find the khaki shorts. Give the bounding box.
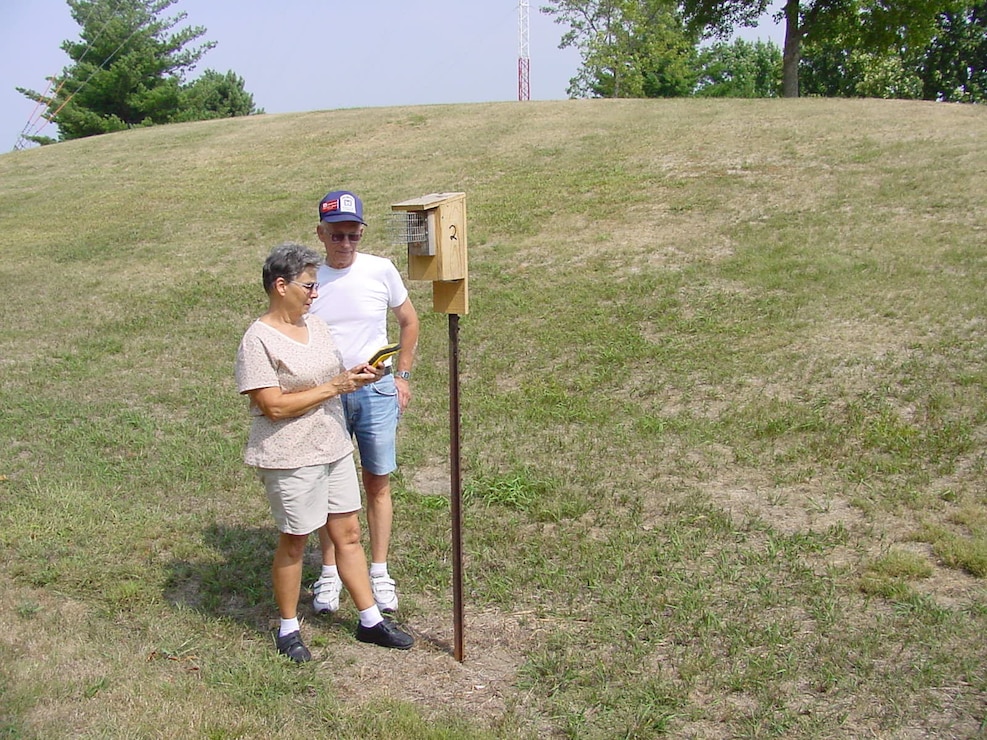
[256,454,361,535]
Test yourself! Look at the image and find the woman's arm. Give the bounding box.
[246,365,378,421]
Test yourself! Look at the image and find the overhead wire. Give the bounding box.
[16,0,107,147]
[16,0,137,147]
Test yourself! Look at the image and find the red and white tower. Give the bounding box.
[518,0,530,101]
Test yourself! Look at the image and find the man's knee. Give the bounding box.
[363,471,392,499]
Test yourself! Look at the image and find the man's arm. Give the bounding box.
[391,298,419,413]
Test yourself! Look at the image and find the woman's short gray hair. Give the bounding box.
[262,242,324,294]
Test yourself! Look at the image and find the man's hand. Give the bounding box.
[395,376,412,413]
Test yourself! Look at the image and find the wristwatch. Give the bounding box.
[394,370,411,381]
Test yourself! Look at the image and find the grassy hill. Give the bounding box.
[1,98,985,738]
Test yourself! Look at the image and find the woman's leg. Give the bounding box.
[327,510,415,650]
[326,512,374,611]
[272,532,308,618]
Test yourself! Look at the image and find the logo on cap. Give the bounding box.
[319,190,365,224]
[321,196,358,216]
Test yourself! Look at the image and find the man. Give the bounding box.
[308,190,419,615]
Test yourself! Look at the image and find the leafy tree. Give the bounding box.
[17,0,259,143]
[919,3,987,101]
[679,0,964,96]
[798,14,926,99]
[798,1,986,101]
[800,44,925,98]
[695,39,782,97]
[542,0,699,98]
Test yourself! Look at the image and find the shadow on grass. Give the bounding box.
[162,523,280,633]
[161,523,449,655]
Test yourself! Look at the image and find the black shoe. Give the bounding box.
[356,617,414,650]
[275,630,312,663]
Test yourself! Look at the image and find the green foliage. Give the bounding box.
[678,0,772,39]
[542,0,699,97]
[592,0,968,98]
[800,1,984,101]
[176,69,262,121]
[695,38,782,97]
[800,42,925,99]
[16,0,259,142]
[546,0,979,101]
[919,3,987,101]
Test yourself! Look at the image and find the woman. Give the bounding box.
[235,243,414,662]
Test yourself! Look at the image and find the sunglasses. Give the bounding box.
[327,232,363,243]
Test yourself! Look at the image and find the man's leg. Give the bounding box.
[357,379,400,612]
[317,525,336,566]
[363,470,393,565]
[318,378,400,611]
[321,475,391,569]
[312,525,341,613]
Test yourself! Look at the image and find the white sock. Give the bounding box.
[321,564,339,580]
[369,562,388,578]
[279,617,300,637]
[358,604,383,628]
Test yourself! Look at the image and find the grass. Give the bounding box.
[1,97,986,738]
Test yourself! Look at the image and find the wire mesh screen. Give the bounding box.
[387,211,428,246]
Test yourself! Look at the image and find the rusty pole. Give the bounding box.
[449,313,465,662]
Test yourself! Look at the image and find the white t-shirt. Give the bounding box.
[310,252,408,369]
[234,315,353,469]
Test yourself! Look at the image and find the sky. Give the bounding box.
[0,1,784,153]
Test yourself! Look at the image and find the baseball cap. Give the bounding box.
[319,190,366,224]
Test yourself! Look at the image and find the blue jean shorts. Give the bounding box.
[341,372,399,476]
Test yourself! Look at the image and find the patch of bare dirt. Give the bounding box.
[308,602,553,736]
[407,464,450,497]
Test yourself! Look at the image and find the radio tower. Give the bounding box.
[518,0,530,101]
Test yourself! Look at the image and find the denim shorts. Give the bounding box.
[256,454,361,535]
[341,372,399,476]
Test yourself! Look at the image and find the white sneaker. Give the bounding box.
[370,574,399,613]
[312,574,341,614]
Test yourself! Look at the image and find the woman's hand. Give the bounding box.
[333,363,381,393]
[247,364,382,421]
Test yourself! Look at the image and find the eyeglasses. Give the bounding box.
[328,232,363,243]
[289,280,319,294]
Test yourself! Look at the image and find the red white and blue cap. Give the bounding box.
[319,190,366,224]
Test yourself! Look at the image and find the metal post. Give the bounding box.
[449,313,465,662]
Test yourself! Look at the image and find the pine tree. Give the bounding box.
[17,0,259,143]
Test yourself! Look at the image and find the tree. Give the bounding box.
[798,1,986,101]
[545,0,970,101]
[695,39,782,97]
[541,0,699,98]
[798,10,926,99]
[800,45,925,98]
[919,3,987,101]
[679,0,964,96]
[175,69,258,121]
[17,0,259,143]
